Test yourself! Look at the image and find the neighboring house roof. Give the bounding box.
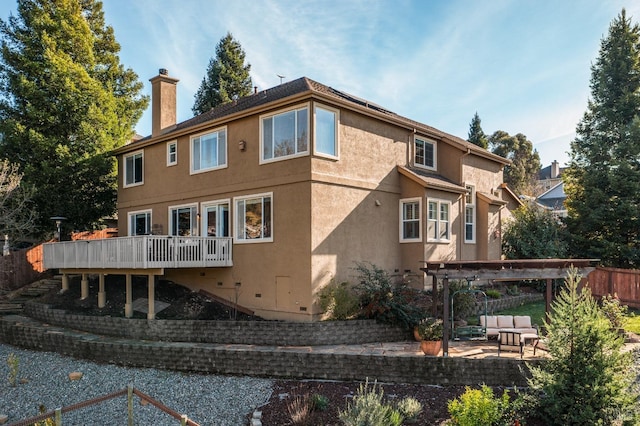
[538,163,566,180]
[397,166,466,194]
[115,77,510,166]
[537,181,566,210]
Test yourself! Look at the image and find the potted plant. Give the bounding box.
[415,317,444,356]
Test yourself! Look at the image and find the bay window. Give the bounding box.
[427,199,450,242]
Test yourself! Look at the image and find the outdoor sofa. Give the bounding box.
[479,315,538,338]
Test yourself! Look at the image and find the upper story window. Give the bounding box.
[427,199,450,242]
[124,150,143,187]
[261,106,308,163]
[169,204,198,236]
[400,198,421,242]
[465,185,476,243]
[128,210,151,236]
[415,137,436,171]
[191,128,227,174]
[234,193,272,243]
[167,141,177,166]
[314,104,339,158]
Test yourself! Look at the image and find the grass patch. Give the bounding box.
[493,300,547,328]
[625,309,640,334]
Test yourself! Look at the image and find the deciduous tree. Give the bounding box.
[564,9,640,268]
[502,202,567,259]
[0,0,148,237]
[0,159,36,237]
[489,130,541,195]
[192,32,252,115]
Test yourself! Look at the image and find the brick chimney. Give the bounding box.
[149,68,179,137]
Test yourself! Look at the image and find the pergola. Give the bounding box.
[421,258,599,357]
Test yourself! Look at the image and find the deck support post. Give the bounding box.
[98,274,106,308]
[61,274,69,293]
[147,274,155,320]
[81,273,89,299]
[124,274,133,318]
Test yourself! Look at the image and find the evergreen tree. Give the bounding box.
[467,112,488,149]
[0,0,148,237]
[489,130,541,195]
[527,269,638,425]
[564,9,640,268]
[502,202,567,259]
[192,32,252,115]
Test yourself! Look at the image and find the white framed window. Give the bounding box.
[260,105,309,163]
[167,141,177,166]
[415,137,436,170]
[169,204,198,236]
[314,104,339,158]
[465,185,476,243]
[400,198,421,242]
[427,199,450,242]
[124,150,143,187]
[234,193,272,242]
[128,210,151,236]
[201,200,230,237]
[191,128,227,174]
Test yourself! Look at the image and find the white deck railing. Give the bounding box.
[43,236,233,270]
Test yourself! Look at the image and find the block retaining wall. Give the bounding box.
[0,316,538,387]
[24,302,409,346]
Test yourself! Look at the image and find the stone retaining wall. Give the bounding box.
[0,316,538,387]
[24,302,409,346]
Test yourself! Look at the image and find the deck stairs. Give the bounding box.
[0,277,61,314]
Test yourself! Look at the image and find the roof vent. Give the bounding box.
[159,68,168,76]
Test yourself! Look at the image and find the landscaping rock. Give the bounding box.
[68,371,83,381]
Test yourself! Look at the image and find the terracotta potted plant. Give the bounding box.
[415,317,444,356]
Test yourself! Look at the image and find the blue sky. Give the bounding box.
[1,0,639,167]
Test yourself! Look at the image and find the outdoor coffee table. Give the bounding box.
[520,333,540,355]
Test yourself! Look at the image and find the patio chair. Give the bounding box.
[498,330,523,358]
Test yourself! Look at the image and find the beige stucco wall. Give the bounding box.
[116,90,510,321]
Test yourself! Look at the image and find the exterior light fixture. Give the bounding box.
[50,216,67,241]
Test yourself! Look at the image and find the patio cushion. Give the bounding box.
[480,315,498,328]
[514,315,532,329]
[497,315,514,329]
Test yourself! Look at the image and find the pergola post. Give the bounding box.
[545,278,552,320]
[147,274,155,320]
[124,274,133,318]
[97,274,106,308]
[442,276,449,357]
[80,273,89,299]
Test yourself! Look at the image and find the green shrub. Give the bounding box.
[396,396,423,423]
[486,289,501,299]
[310,393,329,411]
[354,262,423,330]
[339,379,403,426]
[449,281,477,320]
[447,385,510,426]
[505,285,520,296]
[317,280,360,320]
[600,293,628,331]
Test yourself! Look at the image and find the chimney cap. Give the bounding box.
[159,68,168,76]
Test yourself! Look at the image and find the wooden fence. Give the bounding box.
[0,244,47,291]
[587,266,640,308]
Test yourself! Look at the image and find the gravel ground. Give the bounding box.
[0,344,274,426]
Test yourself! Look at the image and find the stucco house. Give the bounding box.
[44,69,519,321]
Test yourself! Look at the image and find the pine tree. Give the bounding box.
[489,130,541,195]
[564,9,640,268]
[0,0,148,237]
[467,112,488,149]
[192,32,252,115]
[527,269,638,425]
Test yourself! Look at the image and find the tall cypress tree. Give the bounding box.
[192,32,252,115]
[467,112,488,149]
[564,9,640,268]
[0,0,148,237]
